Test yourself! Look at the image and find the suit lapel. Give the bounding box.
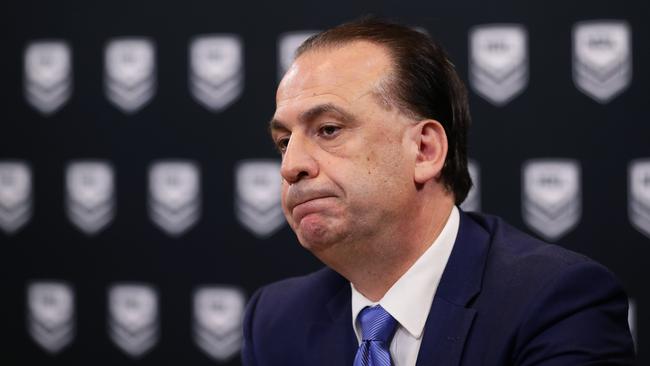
[305,274,357,365]
[416,210,491,366]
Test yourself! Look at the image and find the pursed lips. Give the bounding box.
[285,189,337,219]
[293,194,335,208]
[291,196,336,221]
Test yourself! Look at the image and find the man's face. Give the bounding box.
[270,41,419,255]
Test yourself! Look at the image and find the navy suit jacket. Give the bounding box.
[242,211,635,365]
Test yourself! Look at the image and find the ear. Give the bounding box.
[413,119,448,184]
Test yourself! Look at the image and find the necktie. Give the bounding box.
[353,305,398,366]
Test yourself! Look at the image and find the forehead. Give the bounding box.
[275,41,393,111]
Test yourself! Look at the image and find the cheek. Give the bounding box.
[365,148,413,195]
[343,154,407,200]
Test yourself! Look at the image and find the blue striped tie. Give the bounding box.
[353,305,398,366]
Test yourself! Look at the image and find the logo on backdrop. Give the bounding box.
[277,31,318,80]
[469,24,528,106]
[235,160,284,238]
[104,38,156,113]
[148,160,201,236]
[0,161,32,234]
[460,160,481,212]
[572,20,632,103]
[65,161,115,235]
[522,159,581,241]
[628,159,650,238]
[193,286,246,361]
[108,283,159,358]
[27,281,75,354]
[24,40,72,115]
[189,34,244,112]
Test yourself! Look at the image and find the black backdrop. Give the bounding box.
[2,0,648,364]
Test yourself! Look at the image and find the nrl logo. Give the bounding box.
[573,20,632,103]
[522,159,581,241]
[235,160,284,238]
[469,24,528,106]
[628,159,650,238]
[193,286,246,362]
[108,283,159,358]
[277,31,318,80]
[0,161,32,234]
[189,34,244,112]
[27,281,75,354]
[65,161,115,235]
[24,40,72,115]
[460,160,481,212]
[105,38,156,113]
[148,160,201,236]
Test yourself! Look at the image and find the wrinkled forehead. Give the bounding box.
[276,41,394,106]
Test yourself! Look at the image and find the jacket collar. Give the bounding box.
[415,210,491,366]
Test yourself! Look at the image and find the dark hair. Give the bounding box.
[295,17,472,204]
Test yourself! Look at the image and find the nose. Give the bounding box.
[280,134,318,184]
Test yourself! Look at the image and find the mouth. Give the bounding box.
[289,195,337,222]
[293,194,331,207]
[286,186,336,209]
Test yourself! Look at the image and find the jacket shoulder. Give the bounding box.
[468,211,598,275]
[461,212,634,364]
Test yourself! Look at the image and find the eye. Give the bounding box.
[275,136,289,153]
[319,124,341,138]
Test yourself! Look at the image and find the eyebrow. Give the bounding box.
[269,103,356,133]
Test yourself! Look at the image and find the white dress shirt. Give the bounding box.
[351,206,460,366]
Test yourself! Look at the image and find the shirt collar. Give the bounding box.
[351,206,460,340]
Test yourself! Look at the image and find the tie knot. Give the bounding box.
[358,305,398,343]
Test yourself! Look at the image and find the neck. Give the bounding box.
[321,191,455,302]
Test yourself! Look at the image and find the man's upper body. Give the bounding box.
[242,209,634,365]
[244,18,635,365]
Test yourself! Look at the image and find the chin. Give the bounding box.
[295,222,346,253]
[287,209,349,251]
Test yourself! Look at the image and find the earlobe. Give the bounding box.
[413,120,448,184]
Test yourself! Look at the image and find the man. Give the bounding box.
[242,17,635,365]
